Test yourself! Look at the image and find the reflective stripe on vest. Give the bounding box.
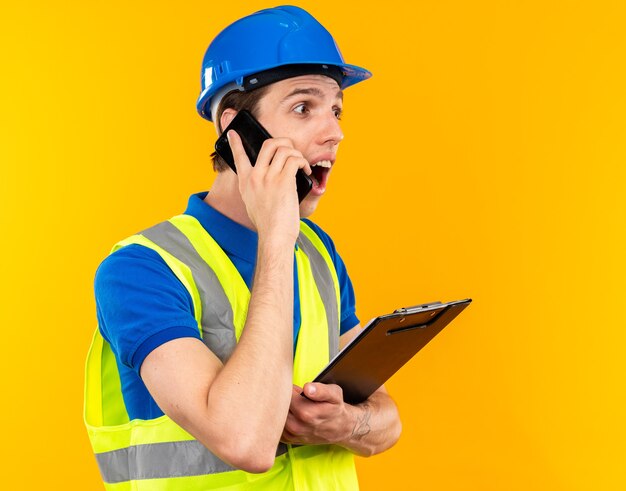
[84,215,357,490]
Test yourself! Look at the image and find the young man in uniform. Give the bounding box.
[85,6,401,490]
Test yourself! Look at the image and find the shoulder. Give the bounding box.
[95,243,199,369]
[95,243,195,317]
[95,243,177,291]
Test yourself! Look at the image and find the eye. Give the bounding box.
[334,107,343,120]
[293,103,309,115]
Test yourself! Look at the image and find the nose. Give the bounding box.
[318,111,344,146]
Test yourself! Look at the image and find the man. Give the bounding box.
[85,6,401,490]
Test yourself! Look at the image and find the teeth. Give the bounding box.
[311,160,332,168]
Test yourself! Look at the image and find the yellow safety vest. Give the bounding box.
[84,215,358,490]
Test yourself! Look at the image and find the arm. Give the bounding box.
[140,131,312,473]
[282,324,402,456]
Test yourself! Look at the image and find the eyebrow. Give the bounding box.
[281,87,344,102]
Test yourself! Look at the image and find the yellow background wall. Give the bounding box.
[1,1,624,489]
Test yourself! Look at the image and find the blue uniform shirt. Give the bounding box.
[95,192,360,420]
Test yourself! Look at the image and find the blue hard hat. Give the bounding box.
[196,5,372,121]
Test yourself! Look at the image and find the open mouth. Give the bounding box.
[310,160,332,192]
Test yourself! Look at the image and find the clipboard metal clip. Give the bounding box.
[394,301,442,314]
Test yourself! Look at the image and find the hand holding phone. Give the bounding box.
[215,110,313,202]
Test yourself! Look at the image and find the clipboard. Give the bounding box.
[312,298,472,404]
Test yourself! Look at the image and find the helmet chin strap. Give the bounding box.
[210,82,243,134]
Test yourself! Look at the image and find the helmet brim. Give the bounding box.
[197,62,372,122]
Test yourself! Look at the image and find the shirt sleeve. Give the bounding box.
[301,219,360,334]
[95,244,202,373]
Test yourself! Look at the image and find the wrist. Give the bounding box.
[254,235,296,290]
[349,402,372,442]
[253,211,300,247]
[257,230,298,252]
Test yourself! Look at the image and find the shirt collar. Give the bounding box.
[185,192,259,264]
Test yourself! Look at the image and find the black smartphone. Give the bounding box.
[214,109,313,202]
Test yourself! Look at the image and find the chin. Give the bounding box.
[299,195,320,218]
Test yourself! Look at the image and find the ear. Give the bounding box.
[219,108,237,134]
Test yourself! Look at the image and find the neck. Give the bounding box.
[205,171,257,231]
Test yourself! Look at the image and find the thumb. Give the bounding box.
[303,382,341,403]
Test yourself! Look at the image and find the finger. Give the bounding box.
[284,414,307,437]
[281,428,302,445]
[227,130,252,177]
[289,385,303,408]
[302,382,343,403]
[255,137,295,169]
[266,146,304,177]
[302,161,312,176]
[281,428,294,443]
[281,155,311,179]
